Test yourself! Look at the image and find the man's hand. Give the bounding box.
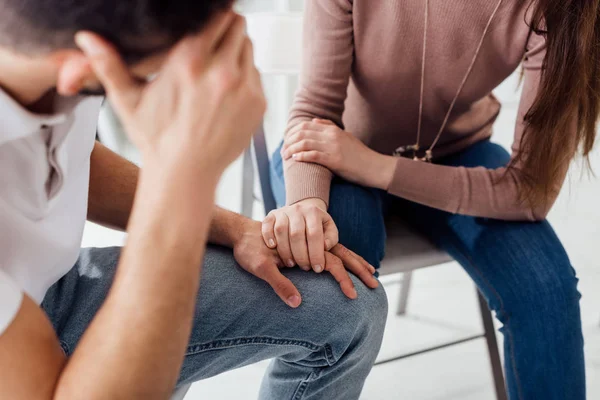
[262,198,337,273]
[239,219,379,305]
[77,12,266,176]
[234,219,302,308]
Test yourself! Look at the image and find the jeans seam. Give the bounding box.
[291,372,314,400]
[186,336,336,365]
[441,233,524,400]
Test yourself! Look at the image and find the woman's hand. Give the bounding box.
[262,198,337,273]
[237,217,378,302]
[282,119,397,190]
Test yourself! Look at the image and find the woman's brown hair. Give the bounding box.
[513,0,600,208]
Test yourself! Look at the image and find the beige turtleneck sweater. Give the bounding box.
[283,0,569,221]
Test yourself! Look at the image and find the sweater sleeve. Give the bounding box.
[388,30,572,221]
[283,0,354,206]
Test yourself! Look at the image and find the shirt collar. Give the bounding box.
[0,87,89,145]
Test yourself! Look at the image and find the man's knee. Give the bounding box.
[328,179,387,267]
[303,273,388,359]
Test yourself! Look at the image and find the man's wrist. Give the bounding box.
[209,207,254,249]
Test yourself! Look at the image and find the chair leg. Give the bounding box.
[241,145,255,219]
[477,290,508,400]
[171,384,191,400]
[397,271,413,316]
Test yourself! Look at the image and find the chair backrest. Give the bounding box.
[246,12,305,215]
[246,12,304,75]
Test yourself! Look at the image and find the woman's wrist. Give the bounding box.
[368,152,398,191]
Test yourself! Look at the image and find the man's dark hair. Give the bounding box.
[0,0,234,64]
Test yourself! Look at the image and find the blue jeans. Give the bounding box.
[271,140,585,400]
[41,246,388,399]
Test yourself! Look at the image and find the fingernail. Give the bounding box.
[288,260,295,268]
[268,239,275,248]
[351,288,358,298]
[314,265,323,273]
[287,295,301,308]
[75,34,102,56]
[324,240,332,250]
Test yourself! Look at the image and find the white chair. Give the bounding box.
[244,12,507,400]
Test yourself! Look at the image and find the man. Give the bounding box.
[0,1,388,399]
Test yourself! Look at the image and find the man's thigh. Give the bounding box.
[42,245,387,383]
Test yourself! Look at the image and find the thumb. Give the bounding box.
[262,268,302,308]
[322,213,339,251]
[313,118,336,126]
[75,32,142,114]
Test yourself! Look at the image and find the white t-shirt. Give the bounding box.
[0,88,103,335]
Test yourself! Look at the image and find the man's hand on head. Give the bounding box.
[76,12,266,179]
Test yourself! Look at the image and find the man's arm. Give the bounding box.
[89,141,250,242]
[87,141,138,231]
[0,13,264,399]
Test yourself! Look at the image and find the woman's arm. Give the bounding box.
[386,31,572,221]
[285,31,573,221]
[284,0,355,207]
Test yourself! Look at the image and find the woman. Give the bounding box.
[262,1,599,399]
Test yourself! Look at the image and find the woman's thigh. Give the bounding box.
[391,141,584,398]
[270,142,387,268]
[392,140,581,315]
[395,189,584,399]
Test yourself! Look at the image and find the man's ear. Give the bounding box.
[52,49,94,96]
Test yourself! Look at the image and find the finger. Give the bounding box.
[313,118,337,126]
[256,265,302,308]
[273,212,295,269]
[262,212,277,249]
[287,121,330,138]
[282,139,328,160]
[240,38,255,82]
[186,10,237,55]
[168,11,236,71]
[292,151,330,166]
[325,253,358,299]
[285,210,311,270]
[304,212,326,273]
[215,15,248,63]
[75,32,142,113]
[322,212,339,251]
[284,129,323,147]
[334,243,377,277]
[330,244,379,289]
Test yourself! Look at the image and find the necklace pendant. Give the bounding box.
[424,150,433,162]
[413,150,433,163]
[393,144,420,158]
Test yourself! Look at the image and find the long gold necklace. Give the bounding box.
[394,0,504,162]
